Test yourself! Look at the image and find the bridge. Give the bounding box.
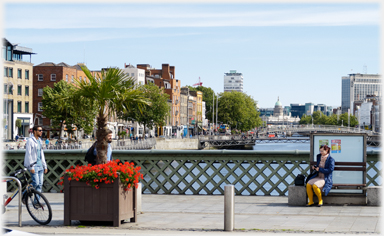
[199,125,381,148]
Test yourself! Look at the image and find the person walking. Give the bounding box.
[24,126,48,205]
[45,138,50,149]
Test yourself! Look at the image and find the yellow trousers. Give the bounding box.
[306,183,323,205]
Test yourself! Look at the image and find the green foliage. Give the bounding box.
[299,111,358,127]
[15,119,22,128]
[120,83,170,132]
[42,80,96,138]
[188,86,216,122]
[217,91,262,131]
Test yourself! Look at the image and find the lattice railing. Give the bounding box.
[3,150,381,196]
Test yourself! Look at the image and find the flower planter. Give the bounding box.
[63,176,137,227]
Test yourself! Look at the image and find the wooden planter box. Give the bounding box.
[64,176,137,227]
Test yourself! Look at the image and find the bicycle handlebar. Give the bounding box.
[8,161,37,176]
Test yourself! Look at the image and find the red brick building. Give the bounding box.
[33,62,98,138]
[137,64,181,135]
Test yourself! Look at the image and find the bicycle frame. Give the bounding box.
[3,179,31,207]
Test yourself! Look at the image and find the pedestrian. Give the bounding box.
[24,126,48,206]
[306,144,335,207]
[45,138,50,149]
[15,134,19,142]
[90,129,113,164]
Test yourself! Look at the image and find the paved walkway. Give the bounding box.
[2,193,381,235]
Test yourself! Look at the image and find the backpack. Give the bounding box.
[294,174,305,186]
[84,141,97,165]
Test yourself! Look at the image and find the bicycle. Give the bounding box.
[2,164,52,225]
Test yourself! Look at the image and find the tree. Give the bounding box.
[188,86,216,122]
[299,111,358,127]
[120,83,170,136]
[15,119,22,134]
[217,91,262,131]
[73,66,149,164]
[42,80,96,138]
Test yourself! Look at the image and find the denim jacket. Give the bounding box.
[24,136,47,170]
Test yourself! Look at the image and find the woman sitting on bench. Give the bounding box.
[306,144,335,207]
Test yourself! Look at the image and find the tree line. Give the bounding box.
[299,111,358,127]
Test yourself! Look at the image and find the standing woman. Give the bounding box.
[306,144,335,207]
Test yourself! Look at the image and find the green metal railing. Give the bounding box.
[3,150,381,196]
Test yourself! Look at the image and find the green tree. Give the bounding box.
[217,91,262,131]
[299,112,358,127]
[120,83,170,135]
[188,86,216,122]
[42,80,96,138]
[15,119,22,134]
[73,66,149,164]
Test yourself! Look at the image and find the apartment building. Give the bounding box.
[224,70,243,92]
[2,38,35,140]
[137,63,181,136]
[32,62,98,138]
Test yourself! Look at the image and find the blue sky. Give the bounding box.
[2,2,381,108]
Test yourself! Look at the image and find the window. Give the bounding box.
[38,102,43,112]
[9,68,13,78]
[38,74,43,81]
[38,117,43,126]
[50,74,56,81]
[17,85,22,95]
[17,69,22,79]
[4,67,8,77]
[25,102,29,113]
[4,84,7,94]
[17,101,21,113]
[66,74,68,82]
[71,75,74,83]
[25,86,29,96]
[8,85,13,95]
[25,70,29,80]
[38,88,43,97]
[131,73,134,77]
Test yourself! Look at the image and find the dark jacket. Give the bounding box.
[308,154,335,196]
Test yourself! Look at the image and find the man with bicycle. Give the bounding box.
[24,126,48,206]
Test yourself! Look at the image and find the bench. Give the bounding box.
[310,161,366,190]
[288,161,368,206]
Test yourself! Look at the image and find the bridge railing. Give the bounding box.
[3,150,380,196]
[258,125,379,135]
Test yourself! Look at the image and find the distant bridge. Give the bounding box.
[199,125,380,148]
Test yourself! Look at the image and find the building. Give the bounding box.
[260,98,300,126]
[32,62,98,139]
[137,64,181,136]
[180,87,189,136]
[290,104,306,118]
[2,38,35,140]
[120,64,147,138]
[224,70,243,92]
[341,73,381,114]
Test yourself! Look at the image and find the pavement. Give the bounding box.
[2,193,382,235]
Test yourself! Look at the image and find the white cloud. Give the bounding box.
[4,4,380,29]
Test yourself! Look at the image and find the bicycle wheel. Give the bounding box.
[25,189,52,225]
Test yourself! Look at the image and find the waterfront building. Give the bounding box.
[32,62,100,139]
[224,70,243,92]
[341,73,381,114]
[121,64,149,138]
[2,38,35,140]
[290,104,306,118]
[137,64,181,136]
[305,103,314,116]
[353,95,381,132]
[180,89,188,135]
[260,98,300,126]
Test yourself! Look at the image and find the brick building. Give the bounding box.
[137,64,181,136]
[33,62,98,138]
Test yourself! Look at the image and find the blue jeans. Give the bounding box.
[30,165,44,201]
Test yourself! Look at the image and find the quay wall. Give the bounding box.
[154,138,198,150]
[3,150,380,196]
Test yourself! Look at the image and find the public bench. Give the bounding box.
[288,161,374,206]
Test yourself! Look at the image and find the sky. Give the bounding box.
[2,1,382,108]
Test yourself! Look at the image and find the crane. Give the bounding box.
[193,77,203,87]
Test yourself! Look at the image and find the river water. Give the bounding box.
[252,142,381,152]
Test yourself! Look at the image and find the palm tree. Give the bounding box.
[74,65,149,164]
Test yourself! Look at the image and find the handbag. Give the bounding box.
[294,174,305,186]
[305,169,318,184]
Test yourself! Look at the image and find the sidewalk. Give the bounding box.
[2,193,381,235]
